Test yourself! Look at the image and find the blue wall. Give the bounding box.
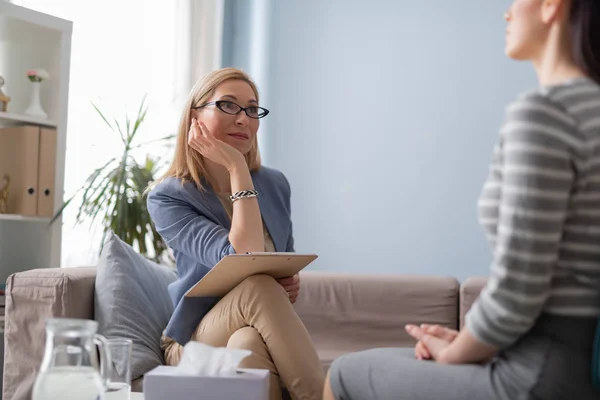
[223,0,537,281]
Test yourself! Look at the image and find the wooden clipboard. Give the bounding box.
[184,252,318,298]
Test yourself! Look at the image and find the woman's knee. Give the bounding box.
[327,357,347,400]
[227,327,277,375]
[227,326,265,351]
[163,339,183,366]
[328,350,385,393]
[237,274,283,295]
[224,275,289,320]
[328,355,346,379]
[323,370,336,400]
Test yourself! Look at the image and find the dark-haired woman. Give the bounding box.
[324,0,600,399]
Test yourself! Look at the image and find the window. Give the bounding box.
[13,0,181,266]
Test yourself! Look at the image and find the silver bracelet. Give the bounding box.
[230,189,258,202]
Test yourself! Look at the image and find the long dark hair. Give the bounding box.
[570,0,600,84]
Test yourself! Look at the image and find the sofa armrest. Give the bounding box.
[459,277,488,328]
[3,267,97,400]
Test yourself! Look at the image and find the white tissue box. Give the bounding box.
[143,366,270,400]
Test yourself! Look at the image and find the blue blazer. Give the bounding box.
[147,166,294,345]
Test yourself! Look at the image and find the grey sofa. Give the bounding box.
[2,267,487,400]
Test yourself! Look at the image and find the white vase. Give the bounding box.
[24,81,48,119]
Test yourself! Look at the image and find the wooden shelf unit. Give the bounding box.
[0,214,50,223]
[0,2,72,282]
[0,111,58,128]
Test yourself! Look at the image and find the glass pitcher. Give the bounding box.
[32,318,112,400]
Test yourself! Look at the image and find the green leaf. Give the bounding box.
[87,169,119,228]
[91,101,115,132]
[113,118,126,145]
[134,94,148,129]
[73,97,171,260]
[77,165,117,219]
[92,101,126,146]
[76,160,118,219]
[50,156,117,225]
[130,134,176,150]
[125,115,132,143]
[129,96,148,145]
[49,195,75,225]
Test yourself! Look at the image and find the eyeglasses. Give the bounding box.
[193,100,269,119]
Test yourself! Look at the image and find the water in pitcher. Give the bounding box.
[104,382,131,400]
[32,318,113,400]
[32,366,105,400]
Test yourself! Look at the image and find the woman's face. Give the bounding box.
[504,0,548,61]
[193,79,260,155]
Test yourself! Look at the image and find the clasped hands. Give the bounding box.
[405,323,458,363]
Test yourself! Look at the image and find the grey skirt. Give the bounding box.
[329,313,599,400]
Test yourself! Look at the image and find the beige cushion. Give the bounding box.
[294,271,459,370]
[459,277,488,328]
[3,267,96,400]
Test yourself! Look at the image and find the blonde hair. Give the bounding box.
[152,68,262,191]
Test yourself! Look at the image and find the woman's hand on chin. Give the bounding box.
[188,118,245,172]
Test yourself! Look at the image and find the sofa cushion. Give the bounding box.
[95,231,177,380]
[459,277,487,328]
[294,271,459,370]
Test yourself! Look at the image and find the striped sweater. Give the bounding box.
[465,77,600,348]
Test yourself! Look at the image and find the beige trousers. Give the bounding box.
[161,274,325,400]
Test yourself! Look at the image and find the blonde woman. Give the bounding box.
[325,0,600,399]
[147,68,324,400]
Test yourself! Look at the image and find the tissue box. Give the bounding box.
[143,366,270,400]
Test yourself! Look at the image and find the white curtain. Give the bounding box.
[12,0,225,266]
[174,0,224,108]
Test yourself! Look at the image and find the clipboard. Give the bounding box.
[184,252,318,298]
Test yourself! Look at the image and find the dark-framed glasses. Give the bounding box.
[193,100,269,119]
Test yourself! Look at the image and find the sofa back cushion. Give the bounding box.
[459,277,487,328]
[294,271,459,370]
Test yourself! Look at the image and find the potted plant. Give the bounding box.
[52,96,175,263]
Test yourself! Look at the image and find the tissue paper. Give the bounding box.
[144,342,268,400]
[175,341,252,376]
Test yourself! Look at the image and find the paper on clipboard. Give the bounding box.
[184,252,318,298]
